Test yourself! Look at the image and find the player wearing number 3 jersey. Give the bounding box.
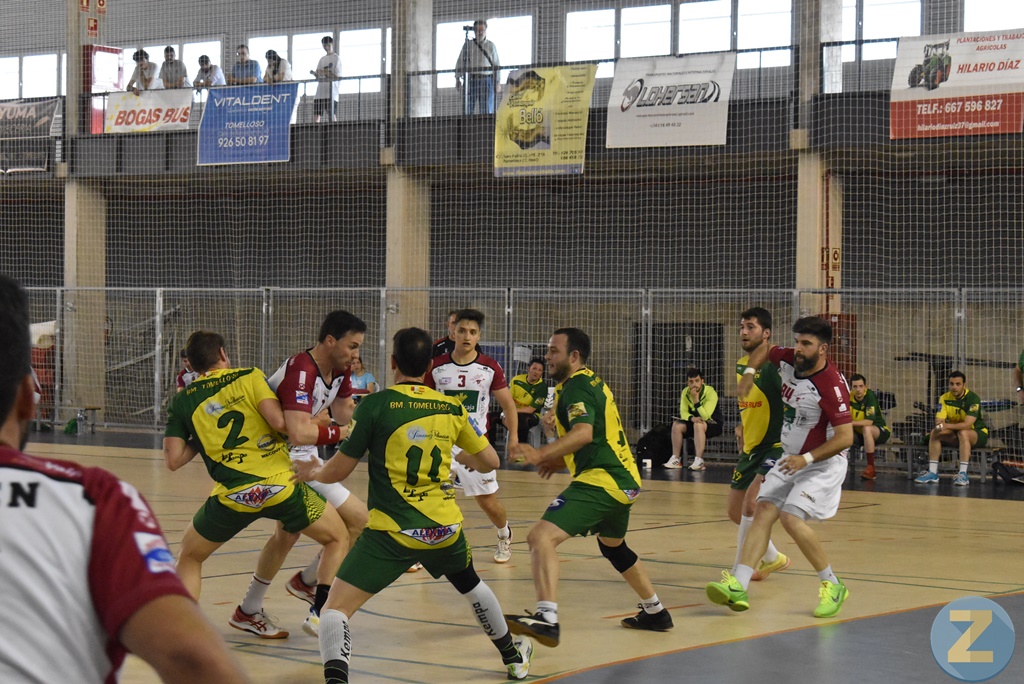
[163,331,347,612]
[293,327,533,683]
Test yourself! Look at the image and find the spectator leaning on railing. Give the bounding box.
[159,46,188,88]
[193,55,225,88]
[227,44,261,85]
[126,50,158,95]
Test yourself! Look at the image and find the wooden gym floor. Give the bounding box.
[25,433,1024,683]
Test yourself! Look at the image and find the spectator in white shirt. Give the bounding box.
[264,50,293,83]
[193,54,226,88]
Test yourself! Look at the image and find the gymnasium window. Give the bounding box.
[436,16,533,88]
[22,54,58,97]
[0,57,18,99]
[565,9,615,78]
[966,0,1024,31]
[621,5,672,58]
[679,0,732,55]
[862,0,919,60]
[338,28,383,94]
[182,40,222,76]
[736,0,791,69]
[247,36,287,78]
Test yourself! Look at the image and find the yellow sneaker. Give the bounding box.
[751,552,790,581]
[813,579,849,618]
[705,571,750,612]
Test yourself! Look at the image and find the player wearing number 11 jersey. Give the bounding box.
[292,327,533,682]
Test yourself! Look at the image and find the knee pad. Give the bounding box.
[598,539,638,574]
[446,562,481,594]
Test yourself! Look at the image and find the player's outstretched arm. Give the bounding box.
[456,444,500,473]
[738,343,773,399]
[493,387,519,446]
[120,594,252,683]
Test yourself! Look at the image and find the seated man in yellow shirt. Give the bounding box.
[666,368,724,471]
[506,357,547,444]
[848,374,891,481]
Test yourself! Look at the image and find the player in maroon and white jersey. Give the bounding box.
[707,316,854,618]
[234,310,370,638]
[175,349,199,392]
[425,309,519,564]
[0,275,250,684]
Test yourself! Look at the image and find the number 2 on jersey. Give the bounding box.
[218,410,249,450]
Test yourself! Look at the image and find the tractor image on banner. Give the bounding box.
[908,40,952,90]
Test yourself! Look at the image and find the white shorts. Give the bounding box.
[291,449,351,509]
[757,454,847,521]
[451,456,499,497]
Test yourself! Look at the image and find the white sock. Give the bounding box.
[240,574,271,615]
[959,462,969,475]
[497,524,511,540]
[734,564,754,590]
[301,551,321,586]
[734,516,753,571]
[762,539,780,563]
[817,565,839,584]
[319,609,351,668]
[465,582,510,640]
[536,600,558,624]
[928,461,939,474]
[640,594,663,614]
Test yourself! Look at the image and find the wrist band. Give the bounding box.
[802,452,814,466]
[317,424,343,446]
[743,367,756,376]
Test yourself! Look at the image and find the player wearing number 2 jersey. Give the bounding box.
[293,328,533,682]
[163,331,347,629]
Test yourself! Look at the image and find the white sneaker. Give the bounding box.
[506,636,534,680]
[495,531,513,563]
[405,562,423,573]
[688,457,706,471]
[664,456,683,469]
[229,605,289,639]
[302,609,319,637]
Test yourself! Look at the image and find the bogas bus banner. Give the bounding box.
[104,89,193,133]
[606,53,735,148]
[890,29,1024,140]
[197,84,298,165]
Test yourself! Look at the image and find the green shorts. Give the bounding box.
[541,481,634,539]
[731,444,783,491]
[338,528,472,594]
[975,428,989,448]
[876,427,891,445]
[855,425,891,446]
[193,480,326,544]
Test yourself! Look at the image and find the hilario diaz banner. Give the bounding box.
[104,90,193,133]
[606,53,735,148]
[890,29,1024,140]
[494,64,597,177]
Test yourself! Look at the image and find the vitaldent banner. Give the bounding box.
[606,53,735,148]
[104,89,193,133]
[198,84,298,165]
[494,64,597,177]
[890,29,1024,139]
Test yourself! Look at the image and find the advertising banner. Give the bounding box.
[0,99,60,172]
[890,30,1024,139]
[104,89,193,133]
[198,84,298,165]
[606,53,735,148]
[494,64,597,177]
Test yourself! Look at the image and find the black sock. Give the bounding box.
[324,659,348,684]
[314,584,330,614]
[495,632,519,665]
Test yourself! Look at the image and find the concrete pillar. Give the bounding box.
[382,0,434,375]
[63,181,108,421]
[391,0,433,119]
[793,0,844,314]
